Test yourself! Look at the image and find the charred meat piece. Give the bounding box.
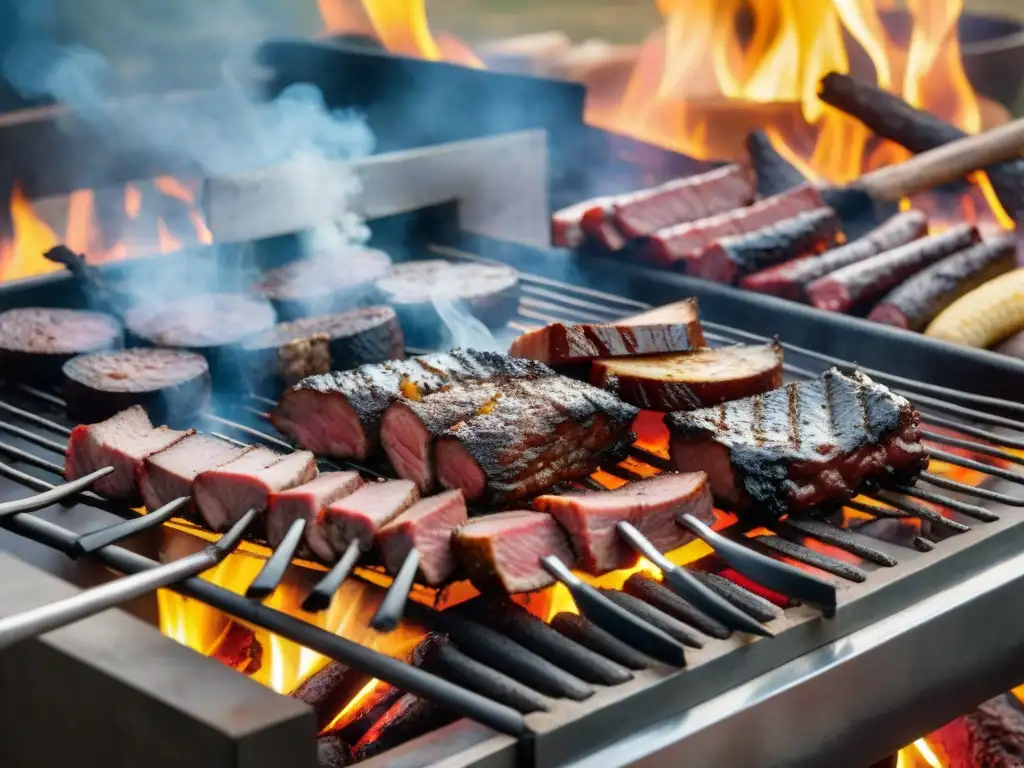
[0,307,122,385]
[138,433,250,512]
[552,194,618,249]
[508,298,706,364]
[639,184,826,269]
[376,489,468,585]
[533,472,713,574]
[239,307,404,394]
[868,236,1017,331]
[592,342,783,411]
[325,479,420,554]
[266,471,365,558]
[805,224,980,313]
[740,210,929,300]
[195,448,318,532]
[270,349,554,461]
[580,165,757,251]
[435,376,639,505]
[686,207,841,284]
[453,510,575,593]
[65,406,192,501]
[374,260,521,348]
[257,249,393,319]
[667,368,928,517]
[63,348,210,425]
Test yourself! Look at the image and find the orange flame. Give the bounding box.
[0,185,62,282]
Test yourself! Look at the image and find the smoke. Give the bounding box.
[431,291,504,353]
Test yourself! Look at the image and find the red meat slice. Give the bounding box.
[64,405,192,501]
[376,489,468,585]
[138,432,248,512]
[324,479,420,553]
[266,471,365,558]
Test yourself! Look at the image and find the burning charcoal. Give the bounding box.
[290,660,375,732]
[332,682,404,746]
[752,535,867,583]
[549,612,651,670]
[805,225,981,314]
[597,589,705,648]
[210,621,263,674]
[666,368,928,517]
[434,376,638,505]
[63,347,211,425]
[316,733,356,768]
[258,249,393,320]
[238,307,405,394]
[740,210,929,301]
[270,349,554,462]
[745,131,807,198]
[623,573,730,639]
[508,302,706,364]
[435,611,594,700]
[0,306,122,385]
[353,694,457,761]
[65,405,193,502]
[929,693,1024,768]
[691,571,781,623]
[818,72,1024,217]
[373,260,521,348]
[592,342,783,412]
[457,598,632,685]
[781,519,898,567]
[137,432,248,513]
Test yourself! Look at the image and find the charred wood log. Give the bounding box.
[210,621,263,674]
[290,660,374,732]
[353,694,457,761]
[330,681,405,746]
[598,588,705,648]
[316,733,356,768]
[623,573,731,639]
[549,611,651,670]
[746,130,807,198]
[929,693,1024,768]
[817,72,1024,217]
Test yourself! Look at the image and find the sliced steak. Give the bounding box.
[138,433,250,512]
[374,260,521,347]
[533,472,713,574]
[686,207,841,284]
[552,195,617,248]
[435,376,639,505]
[452,511,575,593]
[239,307,405,393]
[0,307,122,385]
[194,448,318,532]
[325,479,420,553]
[380,380,503,494]
[270,350,554,461]
[508,303,706,364]
[63,348,211,425]
[258,249,393,319]
[592,342,784,411]
[266,471,365,557]
[376,489,468,585]
[666,368,928,516]
[639,184,826,269]
[65,406,192,501]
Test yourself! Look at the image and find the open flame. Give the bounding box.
[318,0,1012,228]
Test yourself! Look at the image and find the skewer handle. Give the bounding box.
[857,117,1024,201]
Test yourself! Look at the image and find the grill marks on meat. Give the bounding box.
[195,447,319,532]
[867,236,1017,331]
[533,472,714,574]
[667,368,927,516]
[805,224,981,313]
[639,184,826,269]
[0,307,123,385]
[62,347,211,425]
[377,489,468,585]
[508,298,705,364]
[592,342,784,411]
[65,406,192,501]
[270,349,553,462]
[266,471,365,557]
[325,479,419,554]
[435,376,639,505]
[687,207,841,284]
[453,511,575,593]
[580,165,757,251]
[740,210,929,300]
[138,432,249,512]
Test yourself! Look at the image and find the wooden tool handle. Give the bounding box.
[857,117,1024,201]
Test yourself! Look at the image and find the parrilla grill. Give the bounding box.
[1,243,1023,768]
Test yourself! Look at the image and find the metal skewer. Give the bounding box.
[0,467,114,517]
[246,517,306,599]
[302,540,362,613]
[71,497,191,556]
[370,549,420,632]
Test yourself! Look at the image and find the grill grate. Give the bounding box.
[0,254,1021,751]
